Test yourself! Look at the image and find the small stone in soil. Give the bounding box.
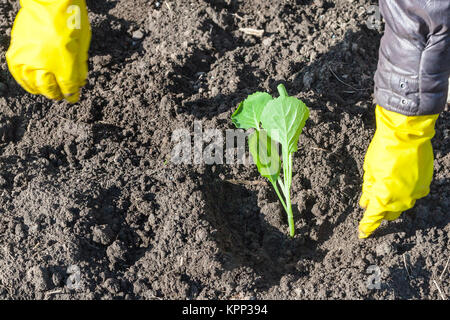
[132,30,144,40]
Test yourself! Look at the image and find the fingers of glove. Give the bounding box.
[358,207,385,239]
[61,61,87,104]
[55,78,82,104]
[359,193,369,210]
[64,90,81,104]
[9,64,39,95]
[11,65,81,102]
[358,208,403,239]
[8,65,64,101]
[34,69,64,100]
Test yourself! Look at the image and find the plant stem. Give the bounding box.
[277,84,288,98]
[277,177,286,196]
[281,146,295,237]
[289,153,292,189]
[286,188,294,237]
[272,181,287,212]
[282,147,288,191]
[286,153,295,237]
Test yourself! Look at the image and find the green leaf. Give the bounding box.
[248,130,281,184]
[231,92,273,130]
[260,96,309,153]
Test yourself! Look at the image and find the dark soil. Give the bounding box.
[0,0,448,300]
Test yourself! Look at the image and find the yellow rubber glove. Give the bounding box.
[359,105,439,239]
[6,0,91,103]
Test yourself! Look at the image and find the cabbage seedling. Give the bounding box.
[231,84,309,237]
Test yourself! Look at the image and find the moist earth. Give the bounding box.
[0,0,448,299]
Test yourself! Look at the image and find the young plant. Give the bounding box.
[231,84,309,237]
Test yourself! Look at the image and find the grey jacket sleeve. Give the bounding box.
[374,0,450,116]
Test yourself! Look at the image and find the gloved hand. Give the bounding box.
[6,0,91,103]
[359,105,439,239]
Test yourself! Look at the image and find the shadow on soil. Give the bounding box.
[200,165,323,290]
[384,256,434,299]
